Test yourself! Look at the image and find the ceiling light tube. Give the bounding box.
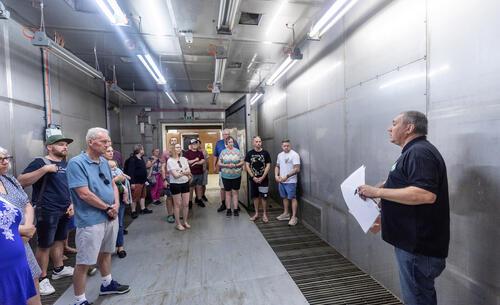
[217,0,241,34]
[250,93,263,105]
[31,31,104,80]
[110,83,136,104]
[137,54,166,85]
[95,0,127,25]
[214,57,227,84]
[308,0,359,39]
[164,91,177,104]
[265,56,298,86]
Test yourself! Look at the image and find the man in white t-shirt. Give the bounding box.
[275,139,301,226]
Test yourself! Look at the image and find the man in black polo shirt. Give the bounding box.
[357,111,449,305]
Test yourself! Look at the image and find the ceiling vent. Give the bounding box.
[227,62,242,69]
[239,12,262,25]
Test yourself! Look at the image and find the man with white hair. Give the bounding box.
[67,127,130,305]
[214,129,239,212]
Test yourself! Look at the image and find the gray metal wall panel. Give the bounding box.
[286,73,309,118]
[426,1,500,303]
[8,21,44,107]
[344,0,426,88]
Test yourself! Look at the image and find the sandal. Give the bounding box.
[183,223,191,229]
[262,215,269,223]
[64,246,78,254]
[176,224,185,231]
[250,214,259,221]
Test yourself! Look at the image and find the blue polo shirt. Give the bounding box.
[67,153,115,228]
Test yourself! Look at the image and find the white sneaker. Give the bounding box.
[276,213,290,221]
[52,266,74,280]
[39,278,55,296]
[288,216,298,226]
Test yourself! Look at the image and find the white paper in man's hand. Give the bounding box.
[340,165,380,233]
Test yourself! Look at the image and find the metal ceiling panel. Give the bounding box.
[171,0,219,36]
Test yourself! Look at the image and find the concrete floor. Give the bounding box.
[54,187,309,305]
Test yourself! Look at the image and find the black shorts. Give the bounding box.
[222,177,241,191]
[170,182,190,195]
[249,180,269,199]
[35,207,70,248]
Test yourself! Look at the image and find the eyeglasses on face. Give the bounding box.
[0,156,13,163]
[98,169,110,185]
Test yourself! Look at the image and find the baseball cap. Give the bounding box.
[45,134,73,145]
[189,138,198,144]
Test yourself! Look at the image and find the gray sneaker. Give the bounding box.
[276,213,290,221]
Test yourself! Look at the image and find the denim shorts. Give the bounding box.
[35,207,70,248]
[279,183,297,199]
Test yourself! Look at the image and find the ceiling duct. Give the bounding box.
[239,12,261,25]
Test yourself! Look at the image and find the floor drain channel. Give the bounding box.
[255,206,402,305]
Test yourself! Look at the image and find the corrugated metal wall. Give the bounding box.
[0,18,115,175]
[257,0,500,304]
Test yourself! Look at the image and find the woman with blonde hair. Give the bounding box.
[167,144,192,230]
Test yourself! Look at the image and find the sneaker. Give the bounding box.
[74,301,93,305]
[117,249,127,259]
[131,211,138,219]
[87,266,98,276]
[226,209,232,217]
[202,195,208,201]
[123,229,128,235]
[140,208,153,214]
[99,280,131,295]
[152,200,162,205]
[233,209,239,217]
[52,266,74,280]
[276,213,291,221]
[39,278,55,296]
[217,203,226,213]
[288,217,298,226]
[166,215,175,223]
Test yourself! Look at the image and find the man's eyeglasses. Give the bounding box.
[98,169,110,185]
[0,156,13,163]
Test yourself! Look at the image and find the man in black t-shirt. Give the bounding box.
[357,111,449,305]
[245,136,271,223]
[18,134,75,296]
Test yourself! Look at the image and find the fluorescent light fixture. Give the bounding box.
[164,90,177,104]
[217,0,241,34]
[31,31,104,80]
[249,87,265,105]
[308,0,359,39]
[137,54,167,85]
[95,0,127,25]
[265,57,297,86]
[214,57,227,85]
[250,93,264,105]
[110,83,136,104]
[265,0,287,37]
[0,1,10,19]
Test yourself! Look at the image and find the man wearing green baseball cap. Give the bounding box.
[17,133,75,296]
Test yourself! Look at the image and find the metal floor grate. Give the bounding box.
[255,206,402,305]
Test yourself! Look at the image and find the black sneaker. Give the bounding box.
[226,209,232,217]
[131,211,138,219]
[123,229,128,235]
[195,199,205,207]
[217,203,226,213]
[152,200,162,206]
[233,209,239,217]
[99,280,131,295]
[202,195,208,201]
[140,208,153,214]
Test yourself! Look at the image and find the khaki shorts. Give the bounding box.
[75,219,118,265]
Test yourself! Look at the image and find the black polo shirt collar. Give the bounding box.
[401,135,427,154]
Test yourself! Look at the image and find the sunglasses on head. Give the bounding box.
[98,169,110,185]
